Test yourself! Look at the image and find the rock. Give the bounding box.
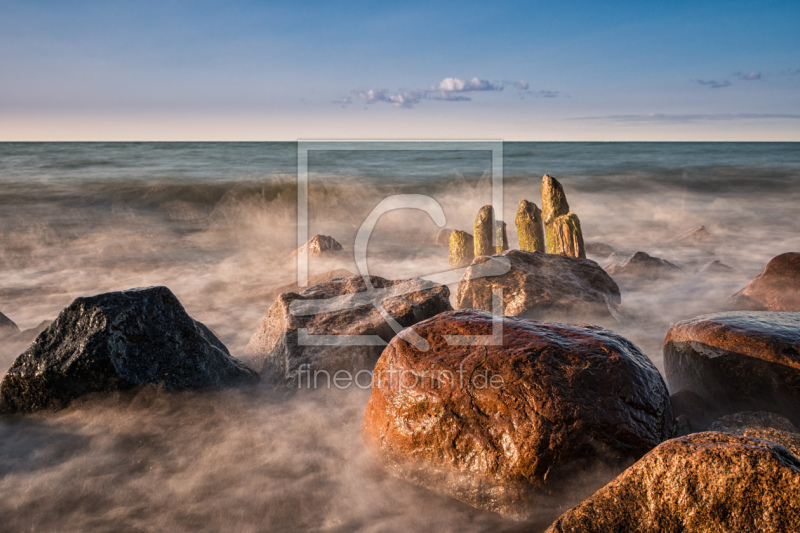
[455,249,621,321]
[728,252,800,311]
[584,242,615,256]
[670,390,714,434]
[515,199,545,252]
[271,269,354,299]
[245,276,452,385]
[709,411,800,458]
[448,230,474,269]
[494,220,509,254]
[670,224,711,244]
[0,287,258,414]
[363,309,674,520]
[664,311,800,425]
[547,212,586,258]
[545,432,800,533]
[473,205,495,257]
[606,251,680,280]
[291,234,344,257]
[699,259,735,273]
[0,311,20,339]
[435,228,455,246]
[4,319,51,345]
[541,174,570,227]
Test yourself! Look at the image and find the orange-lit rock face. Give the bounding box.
[545,432,800,533]
[363,310,673,519]
[729,252,800,311]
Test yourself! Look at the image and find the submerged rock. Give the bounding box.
[0,311,20,339]
[545,432,800,533]
[515,199,545,252]
[0,286,258,414]
[728,252,800,311]
[664,311,800,425]
[699,259,735,274]
[245,275,451,385]
[606,251,680,280]
[363,309,673,520]
[670,224,711,244]
[455,249,621,321]
[547,212,586,258]
[584,242,615,256]
[434,227,455,246]
[4,319,51,345]
[291,234,344,257]
[709,411,800,458]
[448,230,474,269]
[473,205,495,257]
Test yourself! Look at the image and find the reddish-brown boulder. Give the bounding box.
[245,275,451,384]
[363,310,673,520]
[709,411,800,458]
[545,432,800,533]
[455,249,621,321]
[728,252,800,311]
[664,311,800,425]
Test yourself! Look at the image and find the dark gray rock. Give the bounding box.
[0,286,258,414]
[664,311,800,426]
[455,249,621,321]
[584,242,616,256]
[606,251,680,280]
[245,275,452,385]
[0,312,20,339]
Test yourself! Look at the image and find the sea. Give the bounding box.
[0,142,798,531]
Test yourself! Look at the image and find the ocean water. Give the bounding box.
[0,142,799,531]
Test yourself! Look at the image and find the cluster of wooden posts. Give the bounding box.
[449,174,586,268]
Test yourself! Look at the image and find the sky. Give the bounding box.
[1,0,798,141]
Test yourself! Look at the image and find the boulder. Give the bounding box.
[664,311,800,425]
[670,390,714,434]
[245,276,452,385]
[455,249,621,321]
[545,432,800,533]
[709,411,800,458]
[363,309,674,520]
[606,251,680,280]
[515,199,545,252]
[584,242,615,256]
[0,311,20,339]
[728,252,800,311]
[291,234,344,257]
[0,287,258,414]
[448,230,474,269]
[4,319,51,345]
[547,212,586,258]
[670,224,711,244]
[473,205,495,257]
[699,259,735,274]
[269,269,354,300]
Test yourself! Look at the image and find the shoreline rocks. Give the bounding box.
[606,251,681,280]
[664,311,800,425]
[728,252,800,311]
[709,411,800,458]
[363,309,674,520]
[0,311,20,339]
[291,234,344,258]
[455,249,621,321]
[0,286,258,414]
[515,199,545,252]
[245,275,451,385]
[545,432,800,533]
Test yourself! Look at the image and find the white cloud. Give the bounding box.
[431,77,502,93]
[697,79,732,89]
[737,71,761,80]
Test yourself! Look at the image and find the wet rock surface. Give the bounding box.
[709,411,800,458]
[545,432,800,533]
[0,286,258,414]
[246,275,452,384]
[670,389,714,435]
[728,252,800,311]
[455,249,621,321]
[606,251,680,280]
[664,311,800,425]
[363,309,673,520]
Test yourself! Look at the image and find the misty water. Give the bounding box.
[0,142,799,531]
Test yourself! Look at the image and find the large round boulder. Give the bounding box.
[455,249,621,321]
[362,309,673,520]
[728,252,800,311]
[0,286,258,414]
[664,311,800,425]
[545,432,800,533]
[245,275,452,385]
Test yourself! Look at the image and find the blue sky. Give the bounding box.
[1,0,798,140]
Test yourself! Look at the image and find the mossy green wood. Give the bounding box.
[516,199,545,252]
[474,205,495,257]
[449,230,475,268]
[547,212,586,258]
[495,220,509,254]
